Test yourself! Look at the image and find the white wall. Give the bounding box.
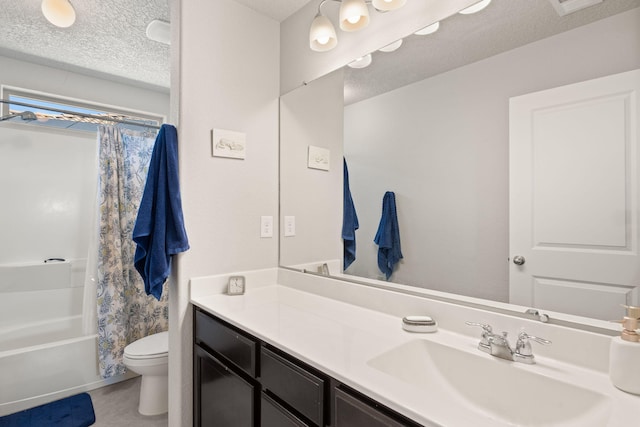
[280,68,344,267]
[344,8,640,302]
[172,0,280,425]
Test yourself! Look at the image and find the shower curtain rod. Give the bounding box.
[0,98,162,130]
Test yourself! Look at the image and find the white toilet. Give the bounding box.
[123,331,169,416]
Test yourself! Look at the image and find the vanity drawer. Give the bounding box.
[260,346,326,426]
[195,309,257,377]
[261,392,311,427]
[334,386,423,427]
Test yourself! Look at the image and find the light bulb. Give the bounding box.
[340,0,370,31]
[309,14,337,52]
[41,0,76,28]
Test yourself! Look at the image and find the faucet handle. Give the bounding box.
[515,332,551,358]
[518,332,551,345]
[465,321,493,333]
[465,322,493,347]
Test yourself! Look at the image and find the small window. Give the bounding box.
[1,88,163,133]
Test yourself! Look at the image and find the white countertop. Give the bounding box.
[190,275,640,427]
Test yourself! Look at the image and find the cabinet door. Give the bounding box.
[194,346,256,427]
[335,387,420,427]
[261,393,311,427]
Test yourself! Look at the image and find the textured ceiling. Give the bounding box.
[0,0,638,99]
[0,0,307,91]
[0,0,171,90]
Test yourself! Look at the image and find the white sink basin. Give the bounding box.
[367,339,612,426]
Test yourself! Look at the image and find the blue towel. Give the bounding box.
[374,191,403,280]
[133,124,189,300]
[342,158,359,270]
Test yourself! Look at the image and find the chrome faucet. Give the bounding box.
[466,322,551,364]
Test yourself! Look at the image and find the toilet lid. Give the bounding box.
[124,331,168,358]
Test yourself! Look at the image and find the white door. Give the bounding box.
[509,69,640,321]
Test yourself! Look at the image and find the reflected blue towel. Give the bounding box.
[133,124,189,300]
[342,158,359,270]
[374,191,403,280]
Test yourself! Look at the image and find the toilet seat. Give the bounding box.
[124,331,168,360]
[123,353,168,369]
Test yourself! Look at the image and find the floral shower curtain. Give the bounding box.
[97,126,169,378]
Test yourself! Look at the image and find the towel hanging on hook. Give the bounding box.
[133,124,190,300]
[374,191,403,280]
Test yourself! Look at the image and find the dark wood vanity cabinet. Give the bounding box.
[194,306,423,427]
[261,392,310,427]
[194,346,257,427]
[194,309,259,427]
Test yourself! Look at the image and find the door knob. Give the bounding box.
[513,255,525,265]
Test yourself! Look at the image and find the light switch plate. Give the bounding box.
[284,216,296,237]
[261,216,273,238]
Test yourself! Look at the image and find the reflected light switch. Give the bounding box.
[284,216,296,237]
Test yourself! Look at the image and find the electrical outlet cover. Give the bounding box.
[261,216,273,238]
[284,216,296,237]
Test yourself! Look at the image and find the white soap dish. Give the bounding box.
[402,316,438,333]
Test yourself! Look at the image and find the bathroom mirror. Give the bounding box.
[280,0,640,326]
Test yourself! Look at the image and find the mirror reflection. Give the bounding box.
[280,0,640,322]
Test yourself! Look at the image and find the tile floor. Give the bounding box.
[89,377,168,426]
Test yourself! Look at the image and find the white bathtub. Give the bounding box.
[0,261,130,416]
[0,324,104,416]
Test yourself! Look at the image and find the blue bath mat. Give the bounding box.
[0,393,95,427]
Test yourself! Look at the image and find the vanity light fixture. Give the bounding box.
[347,53,373,69]
[378,39,403,52]
[414,21,440,36]
[41,0,76,28]
[310,0,406,52]
[458,0,492,15]
[371,0,407,12]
